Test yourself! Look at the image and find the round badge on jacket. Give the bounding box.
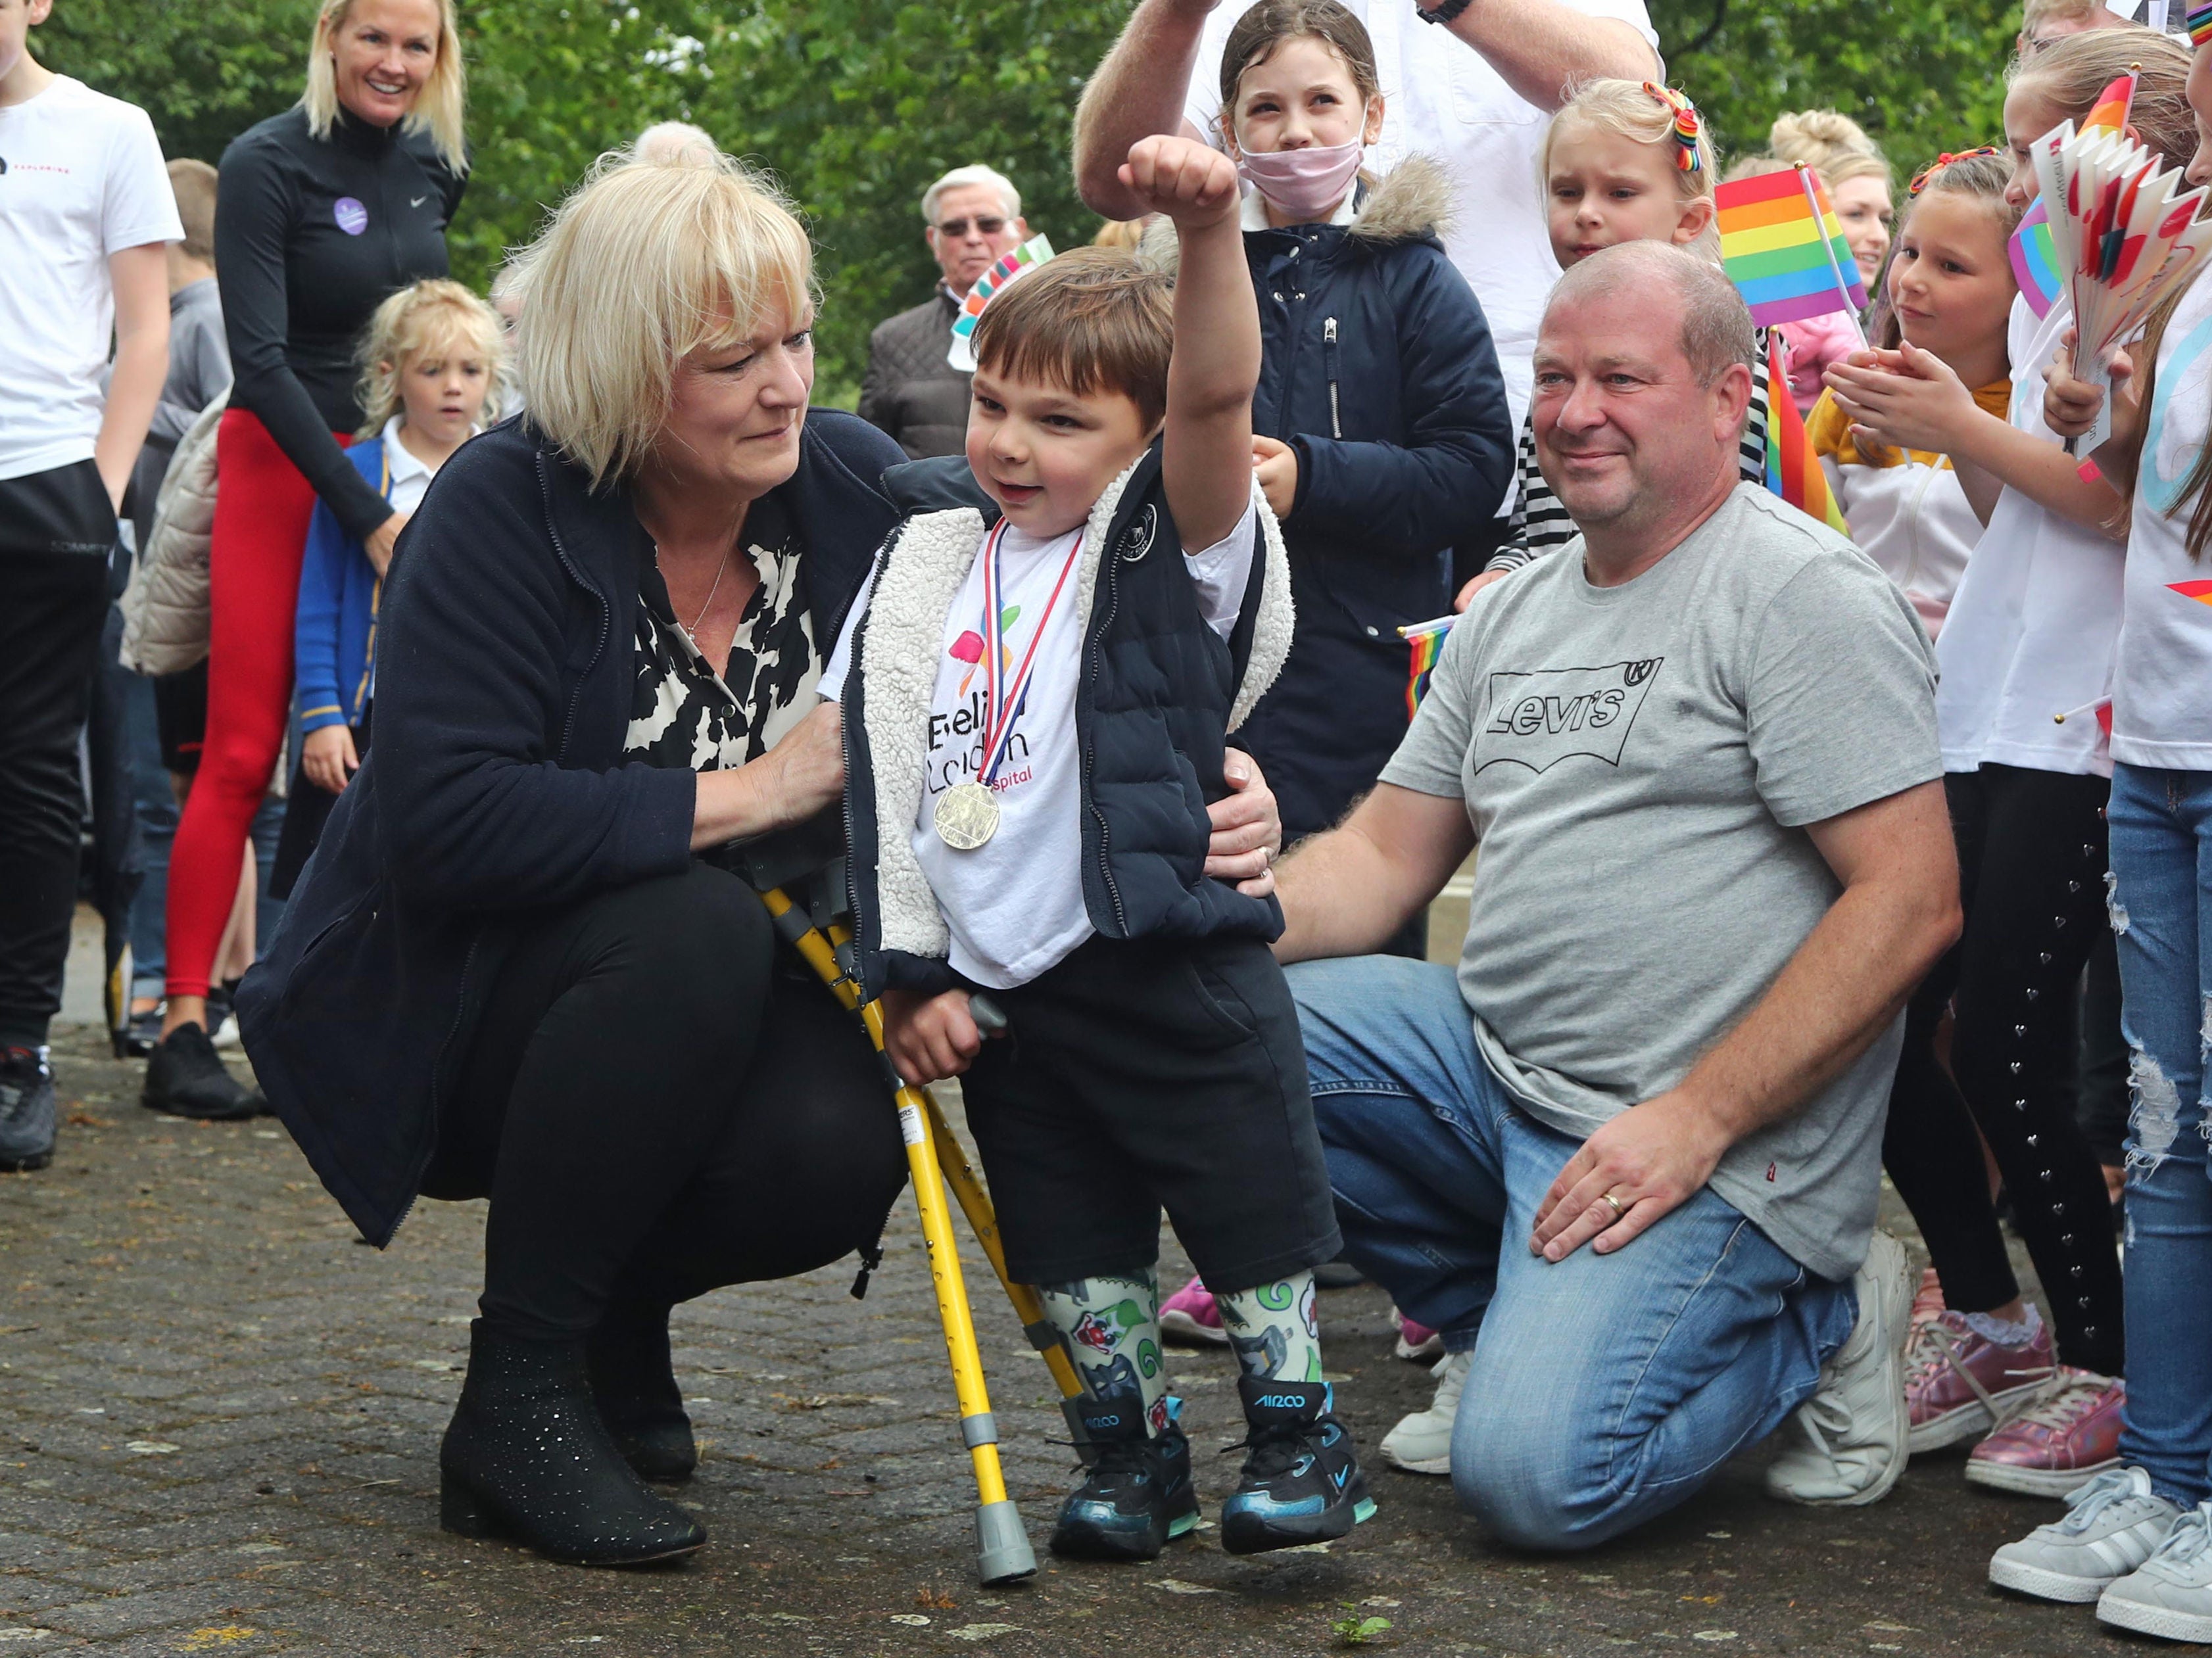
[333,197,368,235]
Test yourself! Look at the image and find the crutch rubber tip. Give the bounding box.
[975,1499,1037,1584]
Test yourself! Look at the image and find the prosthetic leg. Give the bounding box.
[757,884,1089,1585]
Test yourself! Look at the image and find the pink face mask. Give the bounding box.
[1237,139,1364,223]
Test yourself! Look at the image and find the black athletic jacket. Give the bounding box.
[236,412,905,1246]
[215,105,465,540]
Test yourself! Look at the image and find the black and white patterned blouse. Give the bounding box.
[625,494,820,772]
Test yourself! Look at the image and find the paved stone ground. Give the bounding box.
[2,920,2139,1657]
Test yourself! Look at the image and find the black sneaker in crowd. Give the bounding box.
[142,1022,259,1121]
[0,1046,57,1172]
[119,1005,164,1059]
[1048,1393,1200,1561]
[1219,1375,1376,1555]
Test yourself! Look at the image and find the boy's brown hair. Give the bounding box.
[168,158,218,265]
[970,247,1174,433]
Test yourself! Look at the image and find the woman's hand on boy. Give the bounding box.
[302,724,360,795]
[1252,437,1299,519]
[364,510,412,579]
[881,987,984,1087]
[1119,135,1241,229]
[1822,343,1977,456]
[1207,749,1282,898]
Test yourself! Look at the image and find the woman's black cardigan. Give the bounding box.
[237,411,905,1246]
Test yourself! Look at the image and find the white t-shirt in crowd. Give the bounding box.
[1184,0,1656,433]
[0,76,181,482]
[1933,295,2123,778]
[2115,267,2212,770]
[821,498,1257,989]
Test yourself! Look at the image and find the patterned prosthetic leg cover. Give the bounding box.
[1038,1268,1171,1435]
[1216,1271,1324,1383]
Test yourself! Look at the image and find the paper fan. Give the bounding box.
[2031,116,2212,452]
[947,235,1055,371]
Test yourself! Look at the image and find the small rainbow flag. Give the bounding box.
[2083,70,2139,140]
[1403,621,1448,720]
[1716,163,1869,327]
[948,235,1054,369]
[2011,199,2064,320]
[1766,333,1850,533]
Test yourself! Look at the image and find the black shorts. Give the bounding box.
[957,934,1340,1291]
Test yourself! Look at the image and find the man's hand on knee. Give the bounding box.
[880,987,983,1087]
[1529,1093,1731,1262]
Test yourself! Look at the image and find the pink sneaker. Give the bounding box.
[1965,1368,2125,1497]
[1393,1308,1443,1363]
[1904,1310,2056,1454]
[1910,1267,1946,1329]
[1159,1275,1228,1346]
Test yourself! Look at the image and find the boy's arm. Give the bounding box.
[293,500,351,733]
[97,244,170,512]
[1122,136,1259,553]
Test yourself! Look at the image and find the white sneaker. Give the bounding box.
[1990,1467,2181,1603]
[1380,1347,1472,1476]
[1764,1229,1911,1505]
[2100,1500,2212,1640]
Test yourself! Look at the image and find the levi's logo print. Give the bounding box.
[1476,659,1664,774]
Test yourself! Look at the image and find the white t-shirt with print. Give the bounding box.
[1184,0,1656,435]
[822,498,1257,989]
[2115,268,2212,770]
[1933,295,2123,778]
[0,76,182,481]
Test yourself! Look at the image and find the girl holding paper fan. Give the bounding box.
[1820,28,2196,1509]
[1457,78,1776,607]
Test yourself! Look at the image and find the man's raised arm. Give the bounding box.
[1073,0,1218,220]
[1434,0,1656,114]
[1530,778,1963,1262]
[1273,783,1476,964]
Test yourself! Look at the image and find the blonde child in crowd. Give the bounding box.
[1818,27,2198,1503]
[1457,78,1772,605]
[1996,22,2212,1641]
[1806,148,2017,637]
[1767,109,1895,412]
[272,278,502,897]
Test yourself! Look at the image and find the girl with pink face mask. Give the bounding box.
[1157,0,1513,1361]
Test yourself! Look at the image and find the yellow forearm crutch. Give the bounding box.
[759,887,1076,1584]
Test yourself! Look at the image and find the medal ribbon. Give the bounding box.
[976,520,1084,787]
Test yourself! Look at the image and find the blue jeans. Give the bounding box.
[2107,762,2212,1509]
[1287,955,1856,1550]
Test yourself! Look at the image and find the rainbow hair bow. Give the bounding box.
[1644,83,1703,173]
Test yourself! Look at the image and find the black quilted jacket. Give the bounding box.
[857,288,971,460]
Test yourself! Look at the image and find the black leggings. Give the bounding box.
[424,863,908,1342]
[1883,764,2125,1376]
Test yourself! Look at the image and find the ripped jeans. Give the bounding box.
[2107,762,2212,1508]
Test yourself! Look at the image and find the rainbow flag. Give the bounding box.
[2010,199,2064,320]
[2083,70,2138,139]
[947,235,1055,369]
[1404,624,1447,720]
[1766,333,1850,533]
[1716,164,1869,327]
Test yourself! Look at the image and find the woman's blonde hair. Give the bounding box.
[302,0,468,176]
[510,151,816,487]
[1539,80,1721,256]
[2010,28,2195,168]
[1769,109,1891,190]
[353,278,504,438]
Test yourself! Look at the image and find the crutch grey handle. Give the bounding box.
[969,993,1010,1037]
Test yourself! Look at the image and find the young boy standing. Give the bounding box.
[820,136,1371,1561]
[0,0,178,1170]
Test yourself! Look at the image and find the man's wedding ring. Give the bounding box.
[1602,1192,1627,1221]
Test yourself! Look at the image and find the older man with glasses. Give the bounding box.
[857,163,1028,460]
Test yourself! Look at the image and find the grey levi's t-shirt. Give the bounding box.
[1382,483,1941,1281]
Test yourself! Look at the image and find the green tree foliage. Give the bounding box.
[42,0,2031,399]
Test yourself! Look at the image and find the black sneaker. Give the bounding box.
[0,1046,57,1172]
[143,1023,258,1120]
[1047,1393,1199,1561]
[120,1005,163,1059]
[1219,1375,1376,1555]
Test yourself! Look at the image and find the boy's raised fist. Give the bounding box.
[1118,135,1240,227]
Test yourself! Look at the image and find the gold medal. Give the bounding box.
[934,780,1000,850]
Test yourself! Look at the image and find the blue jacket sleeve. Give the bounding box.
[368,438,696,911]
[294,496,354,734]
[1289,247,1514,559]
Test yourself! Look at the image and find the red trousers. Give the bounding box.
[165,410,350,1000]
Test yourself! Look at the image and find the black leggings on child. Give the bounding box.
[421,863,908,1342]
[1881,763,2125,1377]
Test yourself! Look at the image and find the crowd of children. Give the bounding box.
[17,0,2212,1634]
